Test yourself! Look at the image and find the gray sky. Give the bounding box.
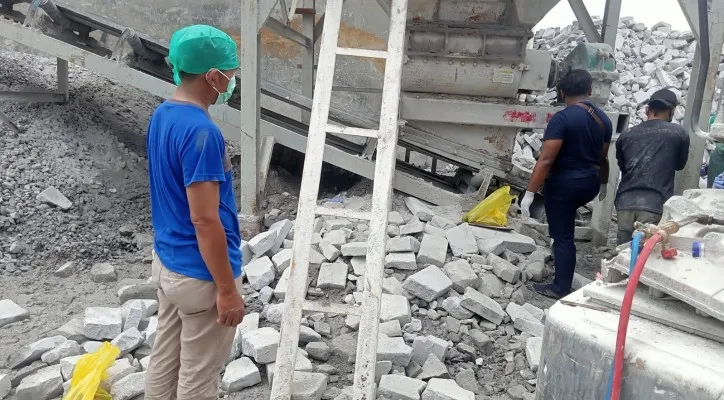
[535,0,691,31]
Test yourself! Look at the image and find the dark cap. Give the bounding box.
[648,89,679,109]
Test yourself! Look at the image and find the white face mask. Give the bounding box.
[207,69,236,105]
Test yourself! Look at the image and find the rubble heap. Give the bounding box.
[1,192,568,400]
[513,16,722,174]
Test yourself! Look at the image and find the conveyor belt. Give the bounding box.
[0,1,465,205]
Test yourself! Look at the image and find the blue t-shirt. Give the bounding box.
[147,101,242,281]
[544,101,613,176]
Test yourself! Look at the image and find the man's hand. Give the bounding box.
[217,290,245,327]
[520,191,535,218]
[599,184,608,201]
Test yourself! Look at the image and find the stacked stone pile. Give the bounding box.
[513,16,723,174]
[1,193,563,400]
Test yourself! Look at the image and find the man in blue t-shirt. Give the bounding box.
[520,70,613,299]
[144,25,244,400]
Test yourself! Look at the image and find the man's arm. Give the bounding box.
[187,182,236,295]
[676,128,691,171]
[526,139,563,193]
[599,142,611,184]
[615,136,625,175]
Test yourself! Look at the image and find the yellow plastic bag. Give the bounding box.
[463,186,517,227]
[63,342,120,400]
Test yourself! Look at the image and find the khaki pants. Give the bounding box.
[145,255,241,400]
[617,209,662,245]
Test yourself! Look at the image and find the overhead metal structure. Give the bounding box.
[0,0,721,246]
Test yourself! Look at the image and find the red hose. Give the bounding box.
[610,233,664,400]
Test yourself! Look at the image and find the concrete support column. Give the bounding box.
[301,0,315,123]
[240,0,262,238]
[675,2,724,194]
[57,58,69,102]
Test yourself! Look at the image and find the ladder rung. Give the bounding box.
[315,207,372,221]
[336,47,388,59]
[303,300,361,316]
[327,124,380,138]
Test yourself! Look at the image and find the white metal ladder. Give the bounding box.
[270,0,409,398]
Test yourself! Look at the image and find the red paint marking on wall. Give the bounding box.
[503,110,536,123]
[546,113,555,123]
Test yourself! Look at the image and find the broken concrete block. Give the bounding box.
[118,281,158,304]
[242,327,280,364]
[143,316,158,348]
[228,313,261,363]
[522,303,545,322]
[417,235,448,267]
[122,301,145,332]
[401,220,425,235]
[350,257,366,276]
[271,248,292,274]
[443,259,477,293]
[8,336,67,369]
[405,197,435,221]
[471,226,536,254]
[265,303,285,324]
[0,374,9,400]
[317,262,348,289]
[377,334,413,366]
[267,219,294,253]
[340,242,367,257]
[111,328,145,356]
[460,287,505,325]
[248,230,277,256]
[445,224,479,257]
[478,273,504,298]
[36,186,72,210]
[422,378,475,400]
[488,253,521,284]
[514,316,544,337]
[40,340,81,365]
[101,359,137,391]
[441,297,473,320]
[222,357,261,392]
[54,261,75,278]
[82,341,103,354]
[468,329,493,355]
[59,355,83,381]
[110,372,145,400]
[403,265,453,302]
[411,335,448,366]
[419,353,450,380]
[424,223,447,238]
[525,337,543,372]
[388,211,406,225]
[306,342,331,361]
[522,260,546,282]
[273,267,292,300]
[15,365,63,400]
[380,294,411,326]
[331,333,357,362]
[292,372,328,400]
[245,256,275,291]
[0,299,29,328]
[387,236,421,253]
[319,240,341,261]
[385,252,418,270]
[505,303,535,324]
[430,216,456,230]
[91,263,117,283]
[378,375,427,400]
[324,218,353,231]
[572,272,592,290]
[380,320,403,337]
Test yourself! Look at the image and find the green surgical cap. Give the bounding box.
[167,25,239,85]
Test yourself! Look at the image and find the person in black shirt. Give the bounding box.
[614,89,690,244]
[520,70,613,299]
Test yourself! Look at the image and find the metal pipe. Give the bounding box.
[117,28,161,60]
[31,0,70,28]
